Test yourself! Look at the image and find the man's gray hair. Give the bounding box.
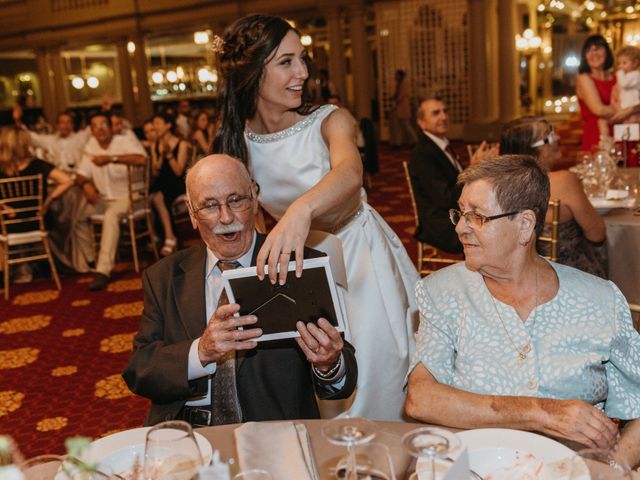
[416,93,446,121]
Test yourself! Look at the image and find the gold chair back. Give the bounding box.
[402,161,462,276]
[89,162,159,273]
[538,199,560,262]
[0,174,61,299]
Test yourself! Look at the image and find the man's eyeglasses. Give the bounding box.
[531,125,556,148]
[449,209,521,228]
[189,194,253,220]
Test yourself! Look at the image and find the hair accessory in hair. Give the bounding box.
[211,35,225,54]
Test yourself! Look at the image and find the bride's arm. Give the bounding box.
[256,108,363,285]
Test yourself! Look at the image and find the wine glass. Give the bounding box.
[322,417,377,480]
[233,469,273,480]
[571,448,632,479]
[402,427,461,480]
[144,420,203,480]
[335,442,396,480]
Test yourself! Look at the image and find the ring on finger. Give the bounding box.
[280,252,291,255]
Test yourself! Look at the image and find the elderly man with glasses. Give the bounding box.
[123,154,357,427]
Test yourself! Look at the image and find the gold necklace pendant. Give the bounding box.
[491,264,538,365]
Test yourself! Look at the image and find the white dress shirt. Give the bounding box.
[423,130,463,172]
[28,127,91,171]
[76,134,147,200]
[185,235,257,406]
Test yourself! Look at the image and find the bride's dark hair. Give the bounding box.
[212,14,315,163]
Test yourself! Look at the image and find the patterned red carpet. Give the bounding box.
[0,145,418,458]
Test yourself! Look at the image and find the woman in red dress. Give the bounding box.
[576,35,616,152]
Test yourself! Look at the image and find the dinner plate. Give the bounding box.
[88,427,212,477]
[458,429,589,480]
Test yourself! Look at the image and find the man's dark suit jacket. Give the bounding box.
[122,234,357,425]
[408,132,463,254]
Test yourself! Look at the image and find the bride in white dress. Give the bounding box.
[213,14,419,420]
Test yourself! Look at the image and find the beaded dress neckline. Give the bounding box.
[245,105,336,143]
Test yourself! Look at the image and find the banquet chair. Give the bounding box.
[89,163,159,273]
[0,174,61,300]
[171,144,199,227]
[538,199,561,262]
[402,161,462,276]
[466,143,481,161]
[171,194,191,227]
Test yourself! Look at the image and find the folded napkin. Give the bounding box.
[234,422,319,480]
[606,189,630,200]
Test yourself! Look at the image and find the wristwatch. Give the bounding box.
[110,155,118,163]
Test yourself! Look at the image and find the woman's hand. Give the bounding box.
[255,201,311,285]
[470,141,499,165]
[41,197,52,215]
[537,398,619,450]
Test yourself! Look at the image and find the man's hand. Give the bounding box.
[82,183,99,205]
[538,398,619,451]
[470,141,499,165]
[295,318,343,372]
[92,155,112,167]
[198,303,261,366]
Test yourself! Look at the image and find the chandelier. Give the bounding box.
[537,1,640,21]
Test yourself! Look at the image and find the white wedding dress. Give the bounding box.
[246,104,419,420]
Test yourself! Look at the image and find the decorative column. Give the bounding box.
[35,48,56,123]
[132,35,154,124]
[497,0,520,121]
[541,26,552,101]
[49,48,68,115]
[347,1,373,119]
[116,39,136,125]
[469,0,498,124]
[323,6,347,104]
[527,2,539,113]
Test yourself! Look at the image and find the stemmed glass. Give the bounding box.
[322,416,377,480]
[144,420,203,480]
[402,427,460,480]
[335,443,396,480]
[233,470,273,480]
[571,448,632,479]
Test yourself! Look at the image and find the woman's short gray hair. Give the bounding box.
[457,155,550,237]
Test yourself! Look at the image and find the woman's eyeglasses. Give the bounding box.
[449,209,521,228]
[531,126,556,148]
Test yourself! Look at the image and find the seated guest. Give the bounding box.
[123,154,357,426]
[405,155,640,468]
[141,118,157,153]
[109,111,138,144]
[149,112,189,256]
[500,116,607,278]
[15,107,90,171]
[75,113,147,290]
[0,127,74,282]
[408,96,497,253]
[190,110,215,159]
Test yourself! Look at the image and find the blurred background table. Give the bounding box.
[604,208,640,308]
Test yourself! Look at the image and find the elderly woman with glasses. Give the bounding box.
[405,155,640,468]
[500,116,607,278]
